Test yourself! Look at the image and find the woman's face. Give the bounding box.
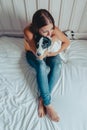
[39,23,54,37]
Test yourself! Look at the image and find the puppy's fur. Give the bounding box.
[35,34,51,56]
[35,34,62,56]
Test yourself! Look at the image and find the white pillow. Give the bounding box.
[63,30,87,40]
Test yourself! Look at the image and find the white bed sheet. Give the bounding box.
[0,36,87,130]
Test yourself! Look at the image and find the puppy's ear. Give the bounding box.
[44,37,51,48]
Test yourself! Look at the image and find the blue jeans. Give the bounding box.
[26,51,62,106]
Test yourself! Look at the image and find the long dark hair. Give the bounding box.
[30,9,55,34]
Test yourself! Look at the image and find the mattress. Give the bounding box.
[0,36,87,130]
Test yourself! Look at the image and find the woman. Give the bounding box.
[24,9,70,122]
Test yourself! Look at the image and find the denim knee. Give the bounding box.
[36,59,49,73]
[50,59,62,70]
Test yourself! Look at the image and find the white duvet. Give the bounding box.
[0,36,87,130]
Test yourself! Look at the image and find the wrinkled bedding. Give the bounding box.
[0,36,87,130]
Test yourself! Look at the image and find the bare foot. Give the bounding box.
[38,98,46,117]
[45,105,60,122]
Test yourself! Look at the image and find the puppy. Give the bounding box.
[35,34,62,57]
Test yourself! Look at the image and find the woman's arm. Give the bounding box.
[35,27,70,60]
[47,27,70,57]
[24,26,48,60]
[24,25,36,54]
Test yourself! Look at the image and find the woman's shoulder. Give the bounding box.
[24,23,33,40]
[52,26,61,38]
[53,26,61,34]
[53,26,65,37]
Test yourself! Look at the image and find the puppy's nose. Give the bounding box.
[37,52,41,56]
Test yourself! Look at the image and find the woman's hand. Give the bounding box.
[47,51,59,57]
[37,50,59,60]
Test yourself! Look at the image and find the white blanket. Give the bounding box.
[0,37,87,130]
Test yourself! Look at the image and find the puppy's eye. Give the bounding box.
[36,43,39,48]
[43,39,48,44]
[42,41,48,49]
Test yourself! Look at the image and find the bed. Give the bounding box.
[0,0,87,130]
[0,36,87,130]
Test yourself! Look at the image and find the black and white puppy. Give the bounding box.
[35,34,51,56]
[35,34,62,57]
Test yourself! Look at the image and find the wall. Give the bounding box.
[0,0,87,35]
